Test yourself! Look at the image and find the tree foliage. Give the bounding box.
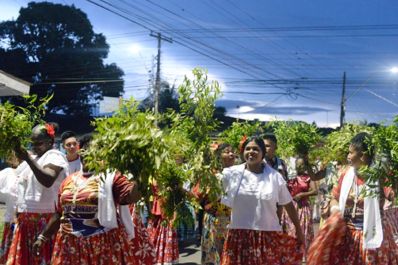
[320,124,374,164]
[0,2,123,115]
[84,68,222,219]
[267,120,322,160]
[139,81,180,113]
[175,68,222,201]
[219,120,264,150]
[359,120,398,189]
[0,95,51,159]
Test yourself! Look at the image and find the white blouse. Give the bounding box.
[16,149,69,213]
[0,168,19,222]
[221,163,292,231]
[68,156,82,174]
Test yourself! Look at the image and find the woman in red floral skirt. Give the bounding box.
[307,132,398,265]
[283,157,317,256]
[7,124,69,265]
[220,136,304,265]
[147,183,179,265]
[129,204,156,265]
[32,134,141,264]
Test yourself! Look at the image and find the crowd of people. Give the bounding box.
[0,123,397,265]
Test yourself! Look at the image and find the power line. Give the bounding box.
[159,24,398,33]
[86,0,288,89]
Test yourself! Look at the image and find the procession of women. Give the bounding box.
[0,71,398,265]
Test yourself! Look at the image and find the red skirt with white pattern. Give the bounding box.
[221,229,303,265]
[307,212,398,265]
[384,207,398,243]
[147,215,179,265]
[282,200,314,255]
[51,227,136,265]
[6,213,54,265]
[129,206,156,265]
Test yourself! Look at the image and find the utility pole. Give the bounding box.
[149,31,172,116]
[340,71,346,128]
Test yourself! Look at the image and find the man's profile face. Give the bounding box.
[263,139,276,160]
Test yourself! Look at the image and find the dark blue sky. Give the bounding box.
[2,0,398,127]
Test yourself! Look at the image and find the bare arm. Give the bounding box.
[15,146,62,188]
[32,213,61,254]
[283,202,305,245]
[119,181,141,205]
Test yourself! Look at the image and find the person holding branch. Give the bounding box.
[7,124,69,265]
[307,132,398,264]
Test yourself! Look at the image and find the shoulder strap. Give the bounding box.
[231,165,246,208]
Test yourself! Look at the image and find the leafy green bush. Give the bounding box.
[84,68,222,219]
[321,124,374,164]
[269,120,321,160]
[219,120,264,151]
[0,95,50,159]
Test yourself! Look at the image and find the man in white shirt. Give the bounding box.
[61,131,82,173]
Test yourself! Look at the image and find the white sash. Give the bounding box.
[339,166,383,249]
[98,171,135,239]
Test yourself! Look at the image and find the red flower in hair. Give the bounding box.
[44,123,55,139]
[239,135,247,154]
[210,142,219,151]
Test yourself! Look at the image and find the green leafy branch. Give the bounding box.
[0,94,52,159]
[269,120,321,160]
[219,120,264,150]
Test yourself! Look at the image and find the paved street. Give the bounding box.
[179,239,201,265]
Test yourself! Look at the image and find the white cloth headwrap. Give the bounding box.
[98,170,135,240]
[339,166,383,249]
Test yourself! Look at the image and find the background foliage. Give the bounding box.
[0,2,123,116]
[0,95,50,159]
[85,68,222,219]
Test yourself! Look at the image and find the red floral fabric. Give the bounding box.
[282,200,314,255]
[6,213,54,265]
[307,212,398,265]
[384,207,398,243]
[221,229,303,265]
[147,216,179,264]
[52,171,136,264]
[51,227,135,265]
[129,205,156,265]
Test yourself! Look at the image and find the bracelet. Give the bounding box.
[330,205,340,212]
[37,234,48,242]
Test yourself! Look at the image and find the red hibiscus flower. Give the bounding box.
[44,123,55,139]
